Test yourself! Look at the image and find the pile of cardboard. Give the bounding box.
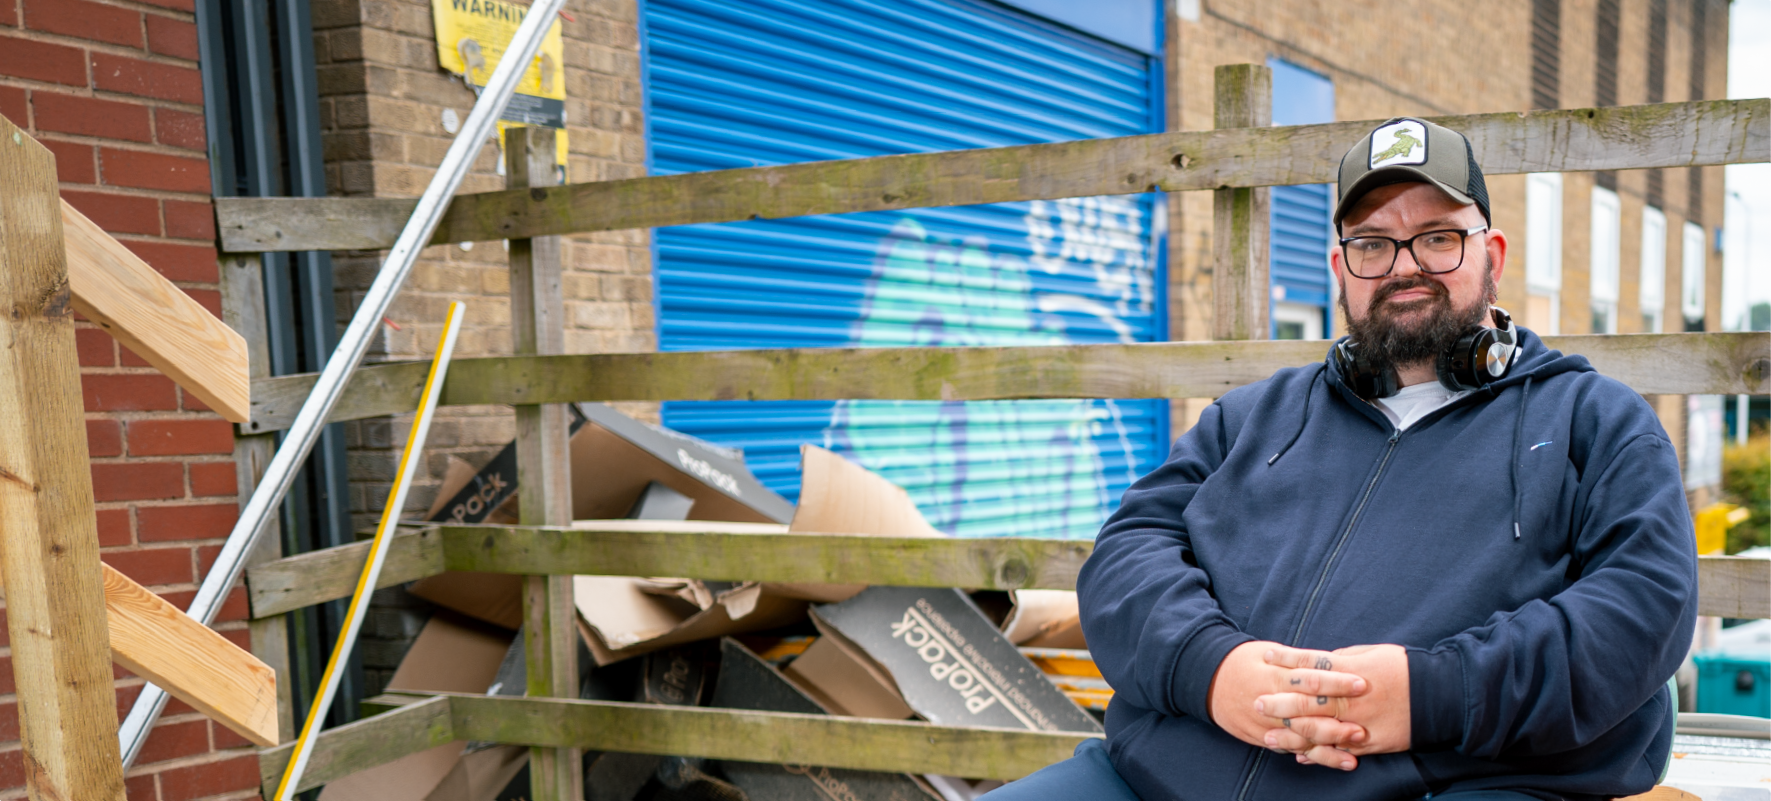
[325,404,1102,801]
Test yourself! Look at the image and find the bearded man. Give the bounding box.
[988,118,1697,801]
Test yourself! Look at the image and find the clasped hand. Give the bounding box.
[1207,642,1410,770]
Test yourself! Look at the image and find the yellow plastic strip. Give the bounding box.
[274,302,467,800]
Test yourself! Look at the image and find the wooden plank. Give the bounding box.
[439,522,1092,590]
[97,564,279,746]
[244,522,1090,618]
[222,251,298,743]
[63,200,251,422]
[0,117,127,801]
[257,695,454,797]
[245,526,443,619]
[1697,556,1770,619]
[218,99,1770,253]
[243,332,1771,433]
[1212,64,1272,342]
[249,525,1764,622]
[445,694,1096,781]
[507,126,581,801]
[0,559,280,746]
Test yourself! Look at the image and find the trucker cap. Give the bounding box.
[1333,117,1491,229]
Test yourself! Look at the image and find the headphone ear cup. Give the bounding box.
[1437,325,1515,391]
[1336,340,1399,400]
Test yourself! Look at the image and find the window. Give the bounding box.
[1681,221,1707,330]
[1272,300,1324,340]
[1525,173,1563,334]
[1588,187,1620,333]
[1639,206,1666,333]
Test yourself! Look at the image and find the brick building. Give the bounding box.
[0,0,1734,798]
[0,0,260,799]
[1164,0,1731,465]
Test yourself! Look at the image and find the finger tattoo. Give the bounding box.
[1282,719,1291,728]
[1314,657,1332,670]
[1317,696,1328,706]
[1290,678,1301,686]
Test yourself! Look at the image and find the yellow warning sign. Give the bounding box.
[431,0,568,171]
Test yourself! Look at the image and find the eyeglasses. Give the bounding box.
[1338,225,1488,279]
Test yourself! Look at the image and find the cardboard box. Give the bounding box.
[423,403,792,526]
[574,444,945,666]
[319,612,520,801]
[998,589,1086,650]
[712,638,940,801]
[811,586,1100,734]
[782,618,914,721]
[411,402,794,638]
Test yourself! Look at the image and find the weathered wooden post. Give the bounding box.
[1212,64,1273,341]
[507,127,582,801]
[0,116,127,799]
[223,253,298,743]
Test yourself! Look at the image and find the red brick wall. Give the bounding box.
[0,1,258,799]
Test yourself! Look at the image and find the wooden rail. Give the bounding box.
[241,332,1771,434]
[244,524,1767,622]
[246,522,1093,618]
[259,693,1096,796]
[216,99,1767,253]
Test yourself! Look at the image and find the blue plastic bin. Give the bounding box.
[1694,651,1771,718]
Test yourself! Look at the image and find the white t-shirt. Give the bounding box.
[1373,381,1470,431]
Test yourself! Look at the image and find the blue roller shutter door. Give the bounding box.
[647,0,1165,539]
[1269,59,1336,340]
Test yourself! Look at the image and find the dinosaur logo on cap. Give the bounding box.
[1369,120,1427,168]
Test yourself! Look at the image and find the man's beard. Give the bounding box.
[1339,255,1497,372]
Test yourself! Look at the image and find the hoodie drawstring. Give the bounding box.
[1510,375,1534,541]
[1269,364,1326,466]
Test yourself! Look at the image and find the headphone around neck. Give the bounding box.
[1333,306,1519,400]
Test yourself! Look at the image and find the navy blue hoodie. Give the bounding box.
[1078,330,1697,801]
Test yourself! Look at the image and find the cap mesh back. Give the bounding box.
[1464,138,1492,224]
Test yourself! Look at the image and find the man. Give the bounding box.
[988,118,1697,800]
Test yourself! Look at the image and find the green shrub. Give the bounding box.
[1722,432,1770,554]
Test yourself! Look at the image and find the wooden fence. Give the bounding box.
[228,66,1771,800]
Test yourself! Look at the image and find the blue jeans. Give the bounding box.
[979,740,1550,801]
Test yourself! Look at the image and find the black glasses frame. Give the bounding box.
[1338,225,1489,278]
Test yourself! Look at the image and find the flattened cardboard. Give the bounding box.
[409,571,525,631]
[571,403,792,524]
[771,444,947,604]
[572,443,952,666]
[712,638,939,801]
[412,404,790,633]
[320,613,515,801]
[425,746,529,801]
[782,619,914,720]
[813,587,1100,733]
[576,569,809,666]
[424,410,587,525]
[790,445,943,539]
[999,589,1086,650]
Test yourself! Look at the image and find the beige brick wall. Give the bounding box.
[310,0,652,530]
[1166,0,1728,348]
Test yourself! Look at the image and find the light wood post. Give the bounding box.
[506,127,581,801]
[1211,64,1273,341]
[223,252,298,743]
[0,116,127,799]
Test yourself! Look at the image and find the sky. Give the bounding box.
[1725,0,1770,329]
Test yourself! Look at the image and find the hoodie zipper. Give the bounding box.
[1232,426,1403,801]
